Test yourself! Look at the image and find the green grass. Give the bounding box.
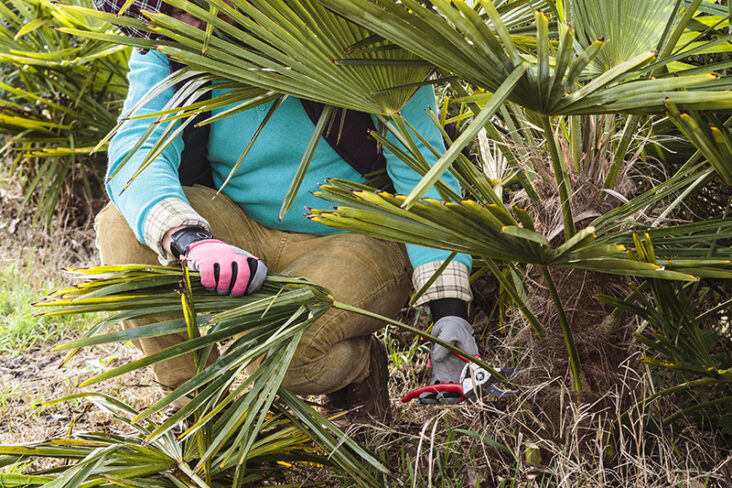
[0,253,99,354]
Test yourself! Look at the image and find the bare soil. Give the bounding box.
[0,180,161,445]
[0,344,160,445]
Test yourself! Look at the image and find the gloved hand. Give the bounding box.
[185,239,267,297]
[430,316,479,384]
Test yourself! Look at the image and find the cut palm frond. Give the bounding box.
[37,265,510,385]
[0,392,386,488]
[30,266,390,487]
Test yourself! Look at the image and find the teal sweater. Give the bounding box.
[107,49,471,271]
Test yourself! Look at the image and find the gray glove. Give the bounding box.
[430,316,479,384]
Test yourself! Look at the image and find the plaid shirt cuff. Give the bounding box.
[143,197,210,265]
[411,261,473,308]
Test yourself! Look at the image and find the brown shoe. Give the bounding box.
[323,336,391,424]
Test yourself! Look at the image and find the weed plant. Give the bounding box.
[0,256,99,354]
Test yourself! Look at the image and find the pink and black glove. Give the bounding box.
[170,227,267,297]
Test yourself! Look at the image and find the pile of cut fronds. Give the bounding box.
[0,264,501,486]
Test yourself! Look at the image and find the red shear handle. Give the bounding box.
[401,383,464,403]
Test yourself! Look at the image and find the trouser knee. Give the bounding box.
[95,202,158,266]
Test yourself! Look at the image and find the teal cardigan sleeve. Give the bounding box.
[106,49,188,242]
[381,86,473,271]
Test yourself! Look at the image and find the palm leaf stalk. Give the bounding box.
[539,115,575,239]
[179,265,213,484]
[539,265,582,391]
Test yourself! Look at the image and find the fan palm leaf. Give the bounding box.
[567,0,677,74]
[58,0,433,115]
[310,179,732,280]
[27,266,391,487]
[0,392,381,487]
[309,0,729,221]
[0,0,129,226]
[316,0,731,116]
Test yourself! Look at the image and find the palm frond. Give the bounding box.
[0,0,128,226]
[311,179,731,280]
[0,392,385,487]
[29,265,391,487]
[59,0,433,115]
[317,0,730,115]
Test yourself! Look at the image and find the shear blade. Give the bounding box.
[418,392,462,405]
[484,384,519,399]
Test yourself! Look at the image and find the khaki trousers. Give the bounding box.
[95,186,411,395]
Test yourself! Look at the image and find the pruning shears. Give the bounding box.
[401,357,521,405]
